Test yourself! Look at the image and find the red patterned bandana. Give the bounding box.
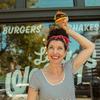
[50,35,70,44]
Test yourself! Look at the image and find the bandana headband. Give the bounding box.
[50,35,70,44]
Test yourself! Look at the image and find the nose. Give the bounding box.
[53,48,58,54]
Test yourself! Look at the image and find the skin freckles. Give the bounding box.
[47,40,67,64]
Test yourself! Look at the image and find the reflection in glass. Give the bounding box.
[0,0,16,9]
[27,0,38,8]
[27,0,73,8]
[85,0,100,6]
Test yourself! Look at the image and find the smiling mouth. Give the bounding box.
[51,56,60,60]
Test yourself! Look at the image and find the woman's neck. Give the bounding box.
[47,63,63,75]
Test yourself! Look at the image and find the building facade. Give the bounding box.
[0,0,100,100]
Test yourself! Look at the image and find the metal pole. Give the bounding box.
[73,0,85,7]
[15,0,26,8]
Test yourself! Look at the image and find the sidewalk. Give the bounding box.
[77,98,91,100]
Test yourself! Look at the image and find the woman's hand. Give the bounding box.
[55,17,71,34]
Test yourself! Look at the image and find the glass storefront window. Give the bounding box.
[27,0,74,8]
[0,0,16,9]
[85,0,100,6]
[0,21,100,99]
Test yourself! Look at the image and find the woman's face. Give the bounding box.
[47,40,67,64]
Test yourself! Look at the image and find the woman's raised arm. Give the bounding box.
[65,26,95,73]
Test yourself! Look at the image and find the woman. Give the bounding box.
[27,11,95,100]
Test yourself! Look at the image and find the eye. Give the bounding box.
[58,47,63,50]
[48,46,54,50]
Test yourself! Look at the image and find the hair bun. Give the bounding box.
[49,23,60,31]
[48,27,69,40]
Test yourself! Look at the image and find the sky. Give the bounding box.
[34,0,73,7]
[85,0,100,6]
[32,0,100,8]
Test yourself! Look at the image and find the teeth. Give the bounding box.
[52,56,59,59]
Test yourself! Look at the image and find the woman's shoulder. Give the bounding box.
[30,68,41,78]
[29,68,41,90]
[63,59,73,71]
[64,59,73,66]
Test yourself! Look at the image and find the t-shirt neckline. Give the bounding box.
[41,67,65,86]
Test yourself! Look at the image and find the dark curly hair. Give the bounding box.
[47,27,69,50]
